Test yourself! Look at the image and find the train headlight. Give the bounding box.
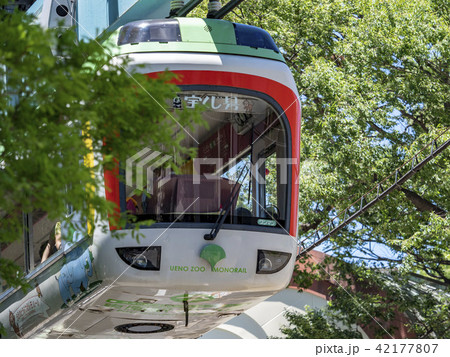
[256,250,291,274]
[116,247,161,271]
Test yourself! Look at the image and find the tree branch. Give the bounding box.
[299,205,333,233]
[350,255,403,263]
[399,110,429,133]
[400,188,447,217]
[367,121,402,144]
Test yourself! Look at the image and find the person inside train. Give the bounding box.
[40,221,62,263]
[126,195,143,214]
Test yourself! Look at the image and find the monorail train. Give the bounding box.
[0,16,301,338]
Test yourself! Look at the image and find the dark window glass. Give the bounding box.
[0,212,26,293]
[32,211,62,267]
[233,23,279,52]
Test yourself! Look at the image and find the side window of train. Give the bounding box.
[0,210,63,294]
[31,210,62,267]
[0,212,27,294]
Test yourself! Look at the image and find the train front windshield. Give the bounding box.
[123,90,291,231]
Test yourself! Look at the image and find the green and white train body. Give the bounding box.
[1,17,301,338]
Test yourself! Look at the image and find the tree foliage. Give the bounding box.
[280,307,363,339]
[223,0,449,338]
[0,5,199,288]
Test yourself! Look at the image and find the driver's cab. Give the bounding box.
[123,89,291,232]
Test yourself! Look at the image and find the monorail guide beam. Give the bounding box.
[170,0,204,17]
[170,0,246,18]
[211,0,246,19]
[298,135,450,257]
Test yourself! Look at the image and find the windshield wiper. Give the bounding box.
[204,164,249,240]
